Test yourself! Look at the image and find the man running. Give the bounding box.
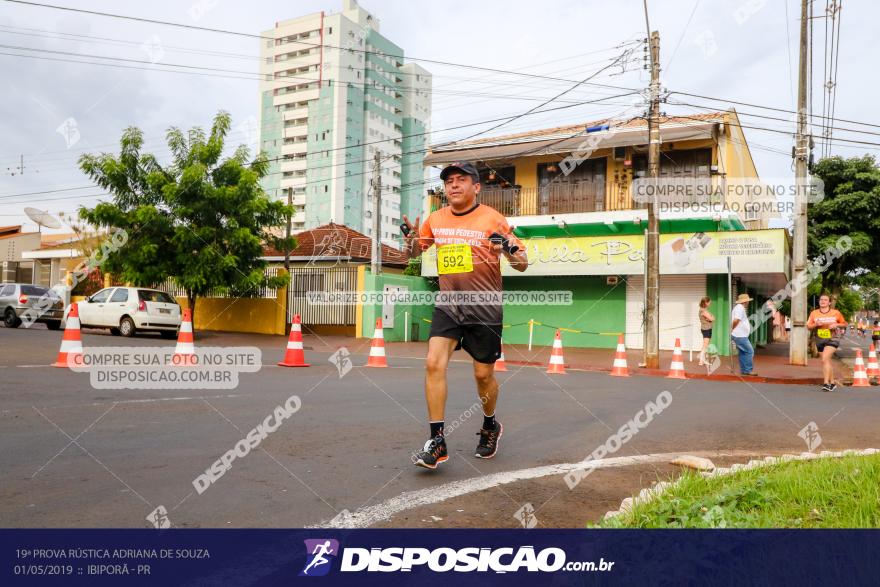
[806,293,847,392]
[402,161,528,469]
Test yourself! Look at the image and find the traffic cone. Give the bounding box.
[666,338,687,379]
[172,308,197,366]
[278,314,310,367]
[610,334,630,377]
[546,329,566,374]
[867,343,879,377]
[852,350,870,387]
[494,341,508,372]
[366,318,388,367]
[52,303,83,368]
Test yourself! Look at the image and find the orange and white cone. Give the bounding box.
[546,329,566,374]
[278,314,310,367]
[867,343,879,377]
[366,318,388,367]
[852,350,871,387]
[610,334,629,377]
[666,338,687,379]
[494,341,508,372]
[172,308,197,366]
[52,303,83,368]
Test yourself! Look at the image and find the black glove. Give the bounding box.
[489,232,519,255]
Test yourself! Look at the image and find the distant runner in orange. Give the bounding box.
[806,293,847,392]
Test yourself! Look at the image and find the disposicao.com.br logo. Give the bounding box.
[300,539,339,577]
[299,540,614,575]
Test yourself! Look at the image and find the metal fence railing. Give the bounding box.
[151,265,359,326]
[155,266,284,299]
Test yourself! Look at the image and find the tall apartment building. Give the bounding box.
[259,0,431,244]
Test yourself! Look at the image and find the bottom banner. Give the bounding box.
[1,529,877,586]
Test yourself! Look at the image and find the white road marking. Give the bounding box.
[309,450,764,529]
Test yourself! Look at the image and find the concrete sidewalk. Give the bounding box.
[186,327,873,386]
[290,331,850,386]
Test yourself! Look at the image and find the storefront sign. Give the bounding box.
[421,229,788,277]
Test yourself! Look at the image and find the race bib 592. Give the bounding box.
[437,244,474,275]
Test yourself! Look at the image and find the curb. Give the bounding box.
[502,359,829,385]
[603,447,880,521]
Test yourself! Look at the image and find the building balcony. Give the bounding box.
[428,184,605,217]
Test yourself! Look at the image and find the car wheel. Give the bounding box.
[4,308,21,328]
[160,330,177,339]
[119,316,136,337]
[110,328,121,336]
[46,320,62,331]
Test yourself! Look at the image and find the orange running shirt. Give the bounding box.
[420,203,522,325]
[807,308,846,341]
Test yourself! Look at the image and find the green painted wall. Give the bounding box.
[706,274,732,356]
[501,276,626,349]
[361,270,437,342]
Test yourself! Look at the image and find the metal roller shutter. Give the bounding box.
[625,275,707,352]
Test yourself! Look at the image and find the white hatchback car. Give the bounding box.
[63,287,181,338]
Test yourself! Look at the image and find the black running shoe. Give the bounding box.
[412,436,448,469]
[821,383,832,392]
[475,421,503,459]
[827,383,838,392]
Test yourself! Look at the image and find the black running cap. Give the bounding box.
[440,161,480,183]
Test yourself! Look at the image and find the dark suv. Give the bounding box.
[0,283,64,329]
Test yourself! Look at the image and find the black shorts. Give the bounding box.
[816,339,839,352]
[701,328,712,339]
[429,308,502,364]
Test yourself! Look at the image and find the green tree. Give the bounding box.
[78,111,293,321]
[403,257,421,276]
[808,155,880,301]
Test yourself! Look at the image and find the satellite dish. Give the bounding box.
[24,207,63,230]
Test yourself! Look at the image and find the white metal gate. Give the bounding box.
[287,266,358,325]
[625,275,707,352]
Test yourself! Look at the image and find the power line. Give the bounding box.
[0,22,642,89]
[0,43,634,109]
[670,112,880,150]
[3,91,638,179]
[667,99,880,140]
[0,93,640,199]
[667,89,880,130]
[440,51,636,145]
[827,0,843,157]
[2,0,641,94]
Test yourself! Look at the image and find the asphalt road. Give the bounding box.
[2,324,879,528]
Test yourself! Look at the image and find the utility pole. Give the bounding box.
[790,0,810,365]
[370,150,383,276]
[644,29,661,369]
[284,188,293,271]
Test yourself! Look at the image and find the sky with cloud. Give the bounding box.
[0,0,874,232]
